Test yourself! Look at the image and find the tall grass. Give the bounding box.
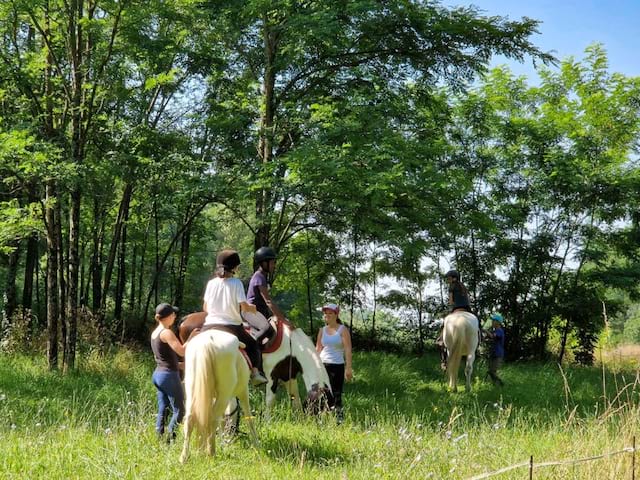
[1,348,638,479]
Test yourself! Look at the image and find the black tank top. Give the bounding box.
[151,329,179,371]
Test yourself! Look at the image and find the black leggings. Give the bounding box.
[324,363,345,410]
[202,324,263,373]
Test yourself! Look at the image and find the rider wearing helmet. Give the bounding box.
[445,270,471,313]
[247,246,287,327]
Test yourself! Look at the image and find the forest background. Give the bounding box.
[1,0,640,372]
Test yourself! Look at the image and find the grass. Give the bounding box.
[1,347,639,479]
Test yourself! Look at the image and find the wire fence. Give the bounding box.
[467,437,636,480]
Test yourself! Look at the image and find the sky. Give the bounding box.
[443,0,640,82]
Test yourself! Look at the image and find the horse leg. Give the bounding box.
[264,378,276,421]
[285,379,302,411]
[465,352,475,392]
[237,385,258,447]
[447,350,461,392]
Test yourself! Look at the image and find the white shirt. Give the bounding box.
[319,325,345,364]
[203,277,246,326]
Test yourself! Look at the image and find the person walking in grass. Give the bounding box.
[484,312,505,386]
[151,303,193,442]
[316,303,352,423]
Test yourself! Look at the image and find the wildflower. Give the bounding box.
[493,423,500,430]
[104,428,112,435]
[445,430,452,439]
[11,424,16,430]
[35,422,41,427]
[0,394,6,401]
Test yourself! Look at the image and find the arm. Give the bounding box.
[258,285,286,321]
[342,327,353,381]
[161,329,187,357]
[316,329,323,354]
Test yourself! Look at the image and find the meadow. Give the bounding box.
[1,347,639,479]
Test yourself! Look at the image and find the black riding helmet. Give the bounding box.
[255,246,277,264]
[445,269,460,280]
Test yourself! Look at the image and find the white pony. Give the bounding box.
[443,310,480,392]
[261,319,332,418]
[180,329,258,463]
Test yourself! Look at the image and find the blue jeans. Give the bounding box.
[152,369,184,436]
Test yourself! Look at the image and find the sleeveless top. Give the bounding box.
[151,329,179,372]
[320,325,345,365]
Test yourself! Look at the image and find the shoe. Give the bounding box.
[251,371,268,386]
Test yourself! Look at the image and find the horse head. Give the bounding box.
[302,382,332,415]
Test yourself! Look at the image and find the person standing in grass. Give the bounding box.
[484,312,505,386]
[316,303,352,423]
[151,303,190,442]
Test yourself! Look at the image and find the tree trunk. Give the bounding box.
[1,244,21,339]
[114,221,127,327]
[45,181,59,370]
[174,216,192,309]
[101,183,133,311]
[254,19,278,252]
[65,188,81,372]
[22,231,39,312]
[91,198,104,314]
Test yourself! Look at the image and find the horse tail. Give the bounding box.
[184,331,217,443]
[444,315,464,389]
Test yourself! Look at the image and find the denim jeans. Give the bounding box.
[152,369,184,436]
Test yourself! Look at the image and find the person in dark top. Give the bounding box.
[484,312,505,386]
[246,246,288,339]
[445,269,471,313]
[150,303,194,442]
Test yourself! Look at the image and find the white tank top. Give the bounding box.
[320,325,345,364]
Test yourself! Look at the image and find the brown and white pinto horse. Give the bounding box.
[179,312,331,418]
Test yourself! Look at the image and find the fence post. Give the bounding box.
[529,455,534,480]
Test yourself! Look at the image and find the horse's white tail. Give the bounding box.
[181,331,217,458]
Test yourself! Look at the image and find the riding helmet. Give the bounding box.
[445,269,460,280]
[255,246,277,264]
[490,313,504,323]
[216,249,241,272]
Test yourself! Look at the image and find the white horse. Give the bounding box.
[180,329,258,463]
[261,319,332,418]
[443,310,480,392]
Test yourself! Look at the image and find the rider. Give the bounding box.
[202,249,267,386]
[247,246,288,341]
[445,269,471,313]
